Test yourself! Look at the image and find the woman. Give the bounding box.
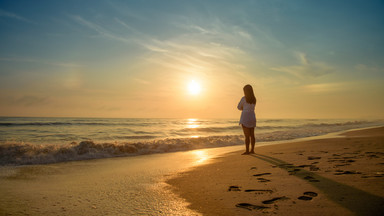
[237,84,256,155]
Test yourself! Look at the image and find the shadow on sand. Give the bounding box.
[250,153,384,216]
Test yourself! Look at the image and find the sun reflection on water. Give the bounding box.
[192,150,210,164]
[186,118,199,129]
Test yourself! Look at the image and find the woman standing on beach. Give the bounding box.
[237,84,257,155]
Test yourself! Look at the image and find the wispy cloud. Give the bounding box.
[68,12,259,87]
[138,21,254,73]
[271,52,334,79]
[355,64,384,73]
[301,82,349,93]
[70,15,132,44]
[0,57,83,68]
[0,9,34,24]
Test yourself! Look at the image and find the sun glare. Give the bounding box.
[192,150,210,164]
[188,80,201,95]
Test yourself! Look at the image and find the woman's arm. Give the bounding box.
[237,97,244,110]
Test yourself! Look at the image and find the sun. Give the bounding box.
[188,80,201,95]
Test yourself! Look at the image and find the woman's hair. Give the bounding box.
[243,84,256,104]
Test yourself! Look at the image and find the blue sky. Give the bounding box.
[0,0,383,118]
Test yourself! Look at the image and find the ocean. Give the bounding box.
[0,117,382,165]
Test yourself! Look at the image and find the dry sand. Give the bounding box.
[167,127,384,215]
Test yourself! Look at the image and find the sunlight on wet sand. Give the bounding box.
[0,145,242,215]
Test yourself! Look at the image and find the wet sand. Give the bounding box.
[167,127,384,215]
[0,148,226,215]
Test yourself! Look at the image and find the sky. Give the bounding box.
[0,0,383,119]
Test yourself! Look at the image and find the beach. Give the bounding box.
[0,126,383,215]
[167,127,384,215]
[2,0,384,215]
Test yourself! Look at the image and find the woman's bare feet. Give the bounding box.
[242,152,250,155]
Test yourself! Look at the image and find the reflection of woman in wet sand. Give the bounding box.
[237,84,257,155]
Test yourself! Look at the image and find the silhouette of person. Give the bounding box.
[237,84,256,155]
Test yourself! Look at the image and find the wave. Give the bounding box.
[302,120,368,127]
[0,122,74,126]
[114,135,159,139]
[173,121,370,134]
[2,123,381,165]
[176,126,240,133]
[260,119,285,123]
[0,136,243,165]
[0,122,150,127]
[1,119,382,165]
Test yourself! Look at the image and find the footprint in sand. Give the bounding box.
[235,203,270,211]
[334,163,351,167]
[365,152,384,159]
[253,173,271,177]
[229,187,274,194]
[310,165,320,171]
[334,170,361,175]
[298,196,312,201]
[304,175,320,182]
[228,186,241,191]
[361,172,384,178]
[298,192,318,201]
[308,156,321,160]
[257,178,271,183]
[244,189,273,194]
[304,192,318,197]
[262,196,289,204]
[298,165,311,168]
[288,168,301,175]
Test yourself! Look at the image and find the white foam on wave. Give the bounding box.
[0,136,244,165]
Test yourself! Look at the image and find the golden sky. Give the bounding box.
[0,0,383,119]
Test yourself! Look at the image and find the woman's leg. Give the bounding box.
[242,125,250,154]
[249,127,255,153]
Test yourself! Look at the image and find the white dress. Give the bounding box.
[237,96,256,128]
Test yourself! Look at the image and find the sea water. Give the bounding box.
[0,117,383,165]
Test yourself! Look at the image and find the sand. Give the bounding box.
[0,150,208,215]
[167,127,384,216]
[0,144,244,215]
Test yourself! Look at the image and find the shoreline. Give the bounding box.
[167,127,384,215]
[0,143,243,215]
[2,118,382,166]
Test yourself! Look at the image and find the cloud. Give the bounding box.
[68,13,258,87]
[69,11,255,66]
[355,64,384,73]
[301,82,348,93]
[133,78,150,85]
[0,9,34,24]
[271,52,334,79]
[70,15,132,44]
[138,21,253,72]
[0,57,83,68]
